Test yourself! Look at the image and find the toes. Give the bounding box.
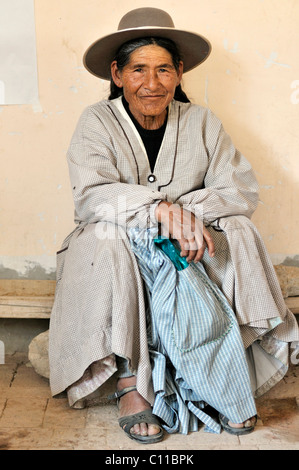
[244,417,256,428]
[140,423,149,436]
[131,423,141,435]
[148,424,161,436]
[228,416,256,429]
[228,421,243,429]
[130,423,161,436]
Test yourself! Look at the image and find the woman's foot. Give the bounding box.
[117,376,161,437]
[219,413,257,435]
[228,416,257,429]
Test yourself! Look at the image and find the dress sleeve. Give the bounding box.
[67,106,167,229]
[175,110,259,224]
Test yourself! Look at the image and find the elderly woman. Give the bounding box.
[49,8,299,444]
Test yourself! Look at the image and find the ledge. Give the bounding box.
[0,280,55,319]
[0,277,298,319]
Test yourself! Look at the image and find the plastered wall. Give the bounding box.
[0,0,298,279]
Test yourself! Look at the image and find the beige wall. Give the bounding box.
[1,0,298,278]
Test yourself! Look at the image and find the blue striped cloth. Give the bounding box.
[130,228,257,434]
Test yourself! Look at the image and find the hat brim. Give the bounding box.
[83,26,211,80]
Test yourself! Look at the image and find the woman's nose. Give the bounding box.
[143,70,160,90]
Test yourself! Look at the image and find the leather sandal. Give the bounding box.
[109,386,164,444]
[219,413,257,436]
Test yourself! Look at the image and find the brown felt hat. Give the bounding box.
[83,7,211,80]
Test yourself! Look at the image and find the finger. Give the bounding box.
[194,241,207,263]
[184,237,198,262]
[203,228,215,257]
[186,250,198,262]
[179,239,191,258]
[190,231,205,263]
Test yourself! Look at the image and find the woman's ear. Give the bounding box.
[111,61,123,88]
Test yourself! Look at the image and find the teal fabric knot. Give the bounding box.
[154,236,189,271]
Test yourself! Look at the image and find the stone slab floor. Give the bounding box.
[0,353,299,451]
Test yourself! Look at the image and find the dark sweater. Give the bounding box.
[122,96,168,172]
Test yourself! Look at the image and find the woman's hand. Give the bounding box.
[155,201,215,263]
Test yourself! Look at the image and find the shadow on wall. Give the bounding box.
[0,263,56,280]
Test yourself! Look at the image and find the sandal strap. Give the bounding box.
[107,385,137,401]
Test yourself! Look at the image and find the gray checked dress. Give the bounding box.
[48,97,299,431]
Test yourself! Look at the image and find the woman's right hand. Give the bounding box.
[155,201,215,263]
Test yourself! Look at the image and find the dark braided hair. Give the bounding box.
[108,37,190,103]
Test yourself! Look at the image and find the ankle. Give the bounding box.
[117,376,136,391]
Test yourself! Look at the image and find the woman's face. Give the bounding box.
[111,44,183,128]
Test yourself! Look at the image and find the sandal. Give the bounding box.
[109,386,164,444]
[219,413,257,436]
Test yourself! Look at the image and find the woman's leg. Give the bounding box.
[116,357,160,436]
[117,376,161,436]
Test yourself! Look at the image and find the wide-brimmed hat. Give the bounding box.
[83,7,211,80]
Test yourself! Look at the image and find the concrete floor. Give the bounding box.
[0,353,299,451]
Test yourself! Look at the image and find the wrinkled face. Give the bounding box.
[111,45,183,126]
